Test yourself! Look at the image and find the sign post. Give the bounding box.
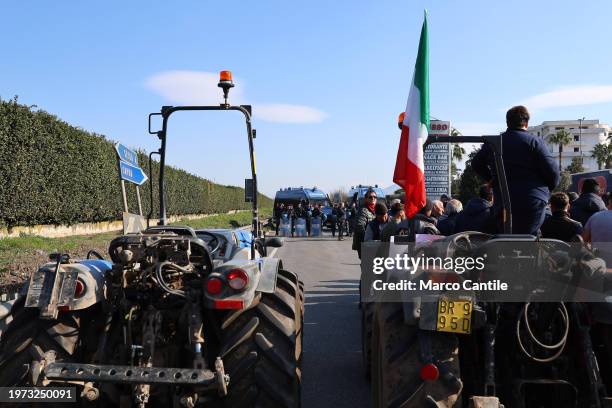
[424,121,452,201]
[115,143,148,233]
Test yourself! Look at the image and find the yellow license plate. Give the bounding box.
[436,297,472,334]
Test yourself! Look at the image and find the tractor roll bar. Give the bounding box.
[148,104,259,258]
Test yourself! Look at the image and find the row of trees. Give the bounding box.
[0,97,272,228]
[547,129,612,170]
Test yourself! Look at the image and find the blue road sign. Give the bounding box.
[119,161,148,185]
[115,143,139,167]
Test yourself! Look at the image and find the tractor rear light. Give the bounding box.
[74,279,85,298]
[206,277,224,295]
[420,363,439,381]
[213,299,244,310]
[227,269,249,291]
[219,70,233,82]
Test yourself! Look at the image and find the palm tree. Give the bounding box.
[591,142,612,170]
[547,129,573,170]
[450,127,465,168]
[452,144,465,162]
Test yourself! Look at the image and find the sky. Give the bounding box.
[2,1,612,197]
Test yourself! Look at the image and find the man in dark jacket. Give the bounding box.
[352,189,377,258]
[393,199,440,238]
[336,202,347,241]
[437,199,463,235]
[364,203,389,241]
[471,105,559,235]
[454,184,494,233]
[570,178,606,226]
[541,192,583,242]
[274,203,284,235]
[381,202,406,242]
[330,203,338,237]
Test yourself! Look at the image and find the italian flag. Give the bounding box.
[393,13,429,218]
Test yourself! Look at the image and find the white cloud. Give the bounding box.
[145,71,327,124]
[520,85,612,110]
[145,70,245,105]
[255,104,328,124]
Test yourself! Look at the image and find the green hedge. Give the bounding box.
[0,97,271,228]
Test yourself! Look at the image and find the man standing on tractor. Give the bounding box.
[472,105,560,235]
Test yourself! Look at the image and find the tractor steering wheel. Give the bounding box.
[197,231,222,256]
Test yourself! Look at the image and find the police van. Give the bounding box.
[274,187,333,227]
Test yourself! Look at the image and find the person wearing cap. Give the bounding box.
[381,201,406,242]
[352,189,378,258]
[364,202,389,241]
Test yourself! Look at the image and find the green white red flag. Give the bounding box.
[393,13,430,218]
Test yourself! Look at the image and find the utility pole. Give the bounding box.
[579,117,585,164]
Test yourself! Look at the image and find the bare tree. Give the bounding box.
[330,188,348,203]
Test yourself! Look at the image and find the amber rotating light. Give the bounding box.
[398,112,406,130]
[218,70,235,106]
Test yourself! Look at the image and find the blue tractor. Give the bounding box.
[0,72,304,407]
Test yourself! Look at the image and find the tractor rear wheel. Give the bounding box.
[361,301,373,380]
[0,298,83,407]
[371,302,462,408]
[220,270,303,408]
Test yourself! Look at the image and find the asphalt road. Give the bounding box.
[274,231,370,408]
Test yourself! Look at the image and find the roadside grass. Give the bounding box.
[0,208,271,286]
[173,207,272,229]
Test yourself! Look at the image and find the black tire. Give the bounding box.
[277,269,304,366]
[361,301,373,381]
[371,302,462,408]
[0,298,81,407]
[219,273,302,408]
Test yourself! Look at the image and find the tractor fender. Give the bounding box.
[73,260,112,310]
[256,257,282,293]
[20,260,111,313]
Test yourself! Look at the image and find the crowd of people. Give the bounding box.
[349,180,612,268]
[273,106,612,267]
[350,105,612,265]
